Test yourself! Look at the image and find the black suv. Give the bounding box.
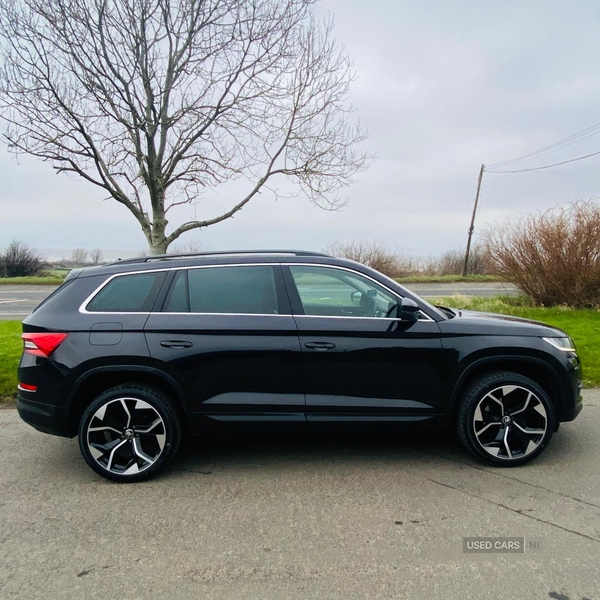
[17,250,583,482]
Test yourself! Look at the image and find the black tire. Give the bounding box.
[457,371,555,467]
[78,384,182,482]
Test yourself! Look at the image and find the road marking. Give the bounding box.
[0,299,29,304]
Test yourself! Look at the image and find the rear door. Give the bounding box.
[144,264,305,431]
[283,264,445,424]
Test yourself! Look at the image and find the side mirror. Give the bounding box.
[350,291,362,306]
[400,298,420,321]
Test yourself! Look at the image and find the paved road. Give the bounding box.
[0,282,520,320]
[0,286,56,320]
[407,281,519,298]
[1,391,598,599]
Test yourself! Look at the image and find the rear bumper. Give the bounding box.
[16,395,74,438]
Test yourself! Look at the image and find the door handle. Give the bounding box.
[160,340,193,349]
[304,341,336,351]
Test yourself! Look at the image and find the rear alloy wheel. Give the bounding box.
[79,385,181,482]
[457,372,555,466]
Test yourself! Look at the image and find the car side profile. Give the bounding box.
[17,250,583,482]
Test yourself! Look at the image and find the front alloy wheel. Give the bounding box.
[458,372,555,466]
[79,385,181,482]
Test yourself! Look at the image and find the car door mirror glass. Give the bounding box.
[350,290,362,306]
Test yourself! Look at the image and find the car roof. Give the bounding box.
[72,250,363,278]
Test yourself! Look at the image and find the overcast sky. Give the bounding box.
[2,0,600,259]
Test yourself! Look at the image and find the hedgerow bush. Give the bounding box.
[485,201,600,308]
[0,241,42,277]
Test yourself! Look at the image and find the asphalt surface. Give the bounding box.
[1,391,599,599]
[0,286,56,320]
[0,282,520,320]
[408,281,519,298]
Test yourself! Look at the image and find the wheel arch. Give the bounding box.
[66,365,190,436]
[447,355,568,424]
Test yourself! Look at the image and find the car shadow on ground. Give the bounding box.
[43,417,584,482]
[166,427,472,476]
[162,420,584,480]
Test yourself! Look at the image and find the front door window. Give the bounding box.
[288,265,399,318]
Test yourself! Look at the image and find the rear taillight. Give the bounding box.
[22,333,68,357]
[18,383,37,392]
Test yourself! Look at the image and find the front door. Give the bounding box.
[283,265,445,424]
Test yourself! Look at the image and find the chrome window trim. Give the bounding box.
[149,312,290,318]
[283,262,435,322]
[290,314,433,322]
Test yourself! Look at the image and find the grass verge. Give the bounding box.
[0,321,21,401]
[431,295,600,387]
[395,274,503,284]
[0,276,64,285]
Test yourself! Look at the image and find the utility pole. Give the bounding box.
[462,164,485,276]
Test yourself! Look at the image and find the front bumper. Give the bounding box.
[559,351,583,422]
[17,394,74,438]
[563,390,583,421]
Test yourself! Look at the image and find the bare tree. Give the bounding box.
[0,0,367,254]
[167,240,205,255]
[70,248,89,264]
[435,245,494,276]
[90,248,104,264]
[325,240,416,278]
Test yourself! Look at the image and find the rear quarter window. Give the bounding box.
[163,266,279,314]
[31,278,74,313]
[86,272,166,312]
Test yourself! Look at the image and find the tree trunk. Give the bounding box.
[149,210,169,255]
[149,239,168,255]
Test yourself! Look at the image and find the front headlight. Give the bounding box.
[543,336,577,352]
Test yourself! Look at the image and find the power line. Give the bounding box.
[463,122,600,273]
[486,149,600,173]
[486,121,600,169]
[495,129,600,167]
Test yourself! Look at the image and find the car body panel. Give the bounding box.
[143,313,305,429]
[293,316,445,421]
[16,252,582,441]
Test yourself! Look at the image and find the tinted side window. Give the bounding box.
[163,271,189,312]
[176,266,279,314]
[289,266,398,318]
[32,278,73,313]
[87,272,166,312]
